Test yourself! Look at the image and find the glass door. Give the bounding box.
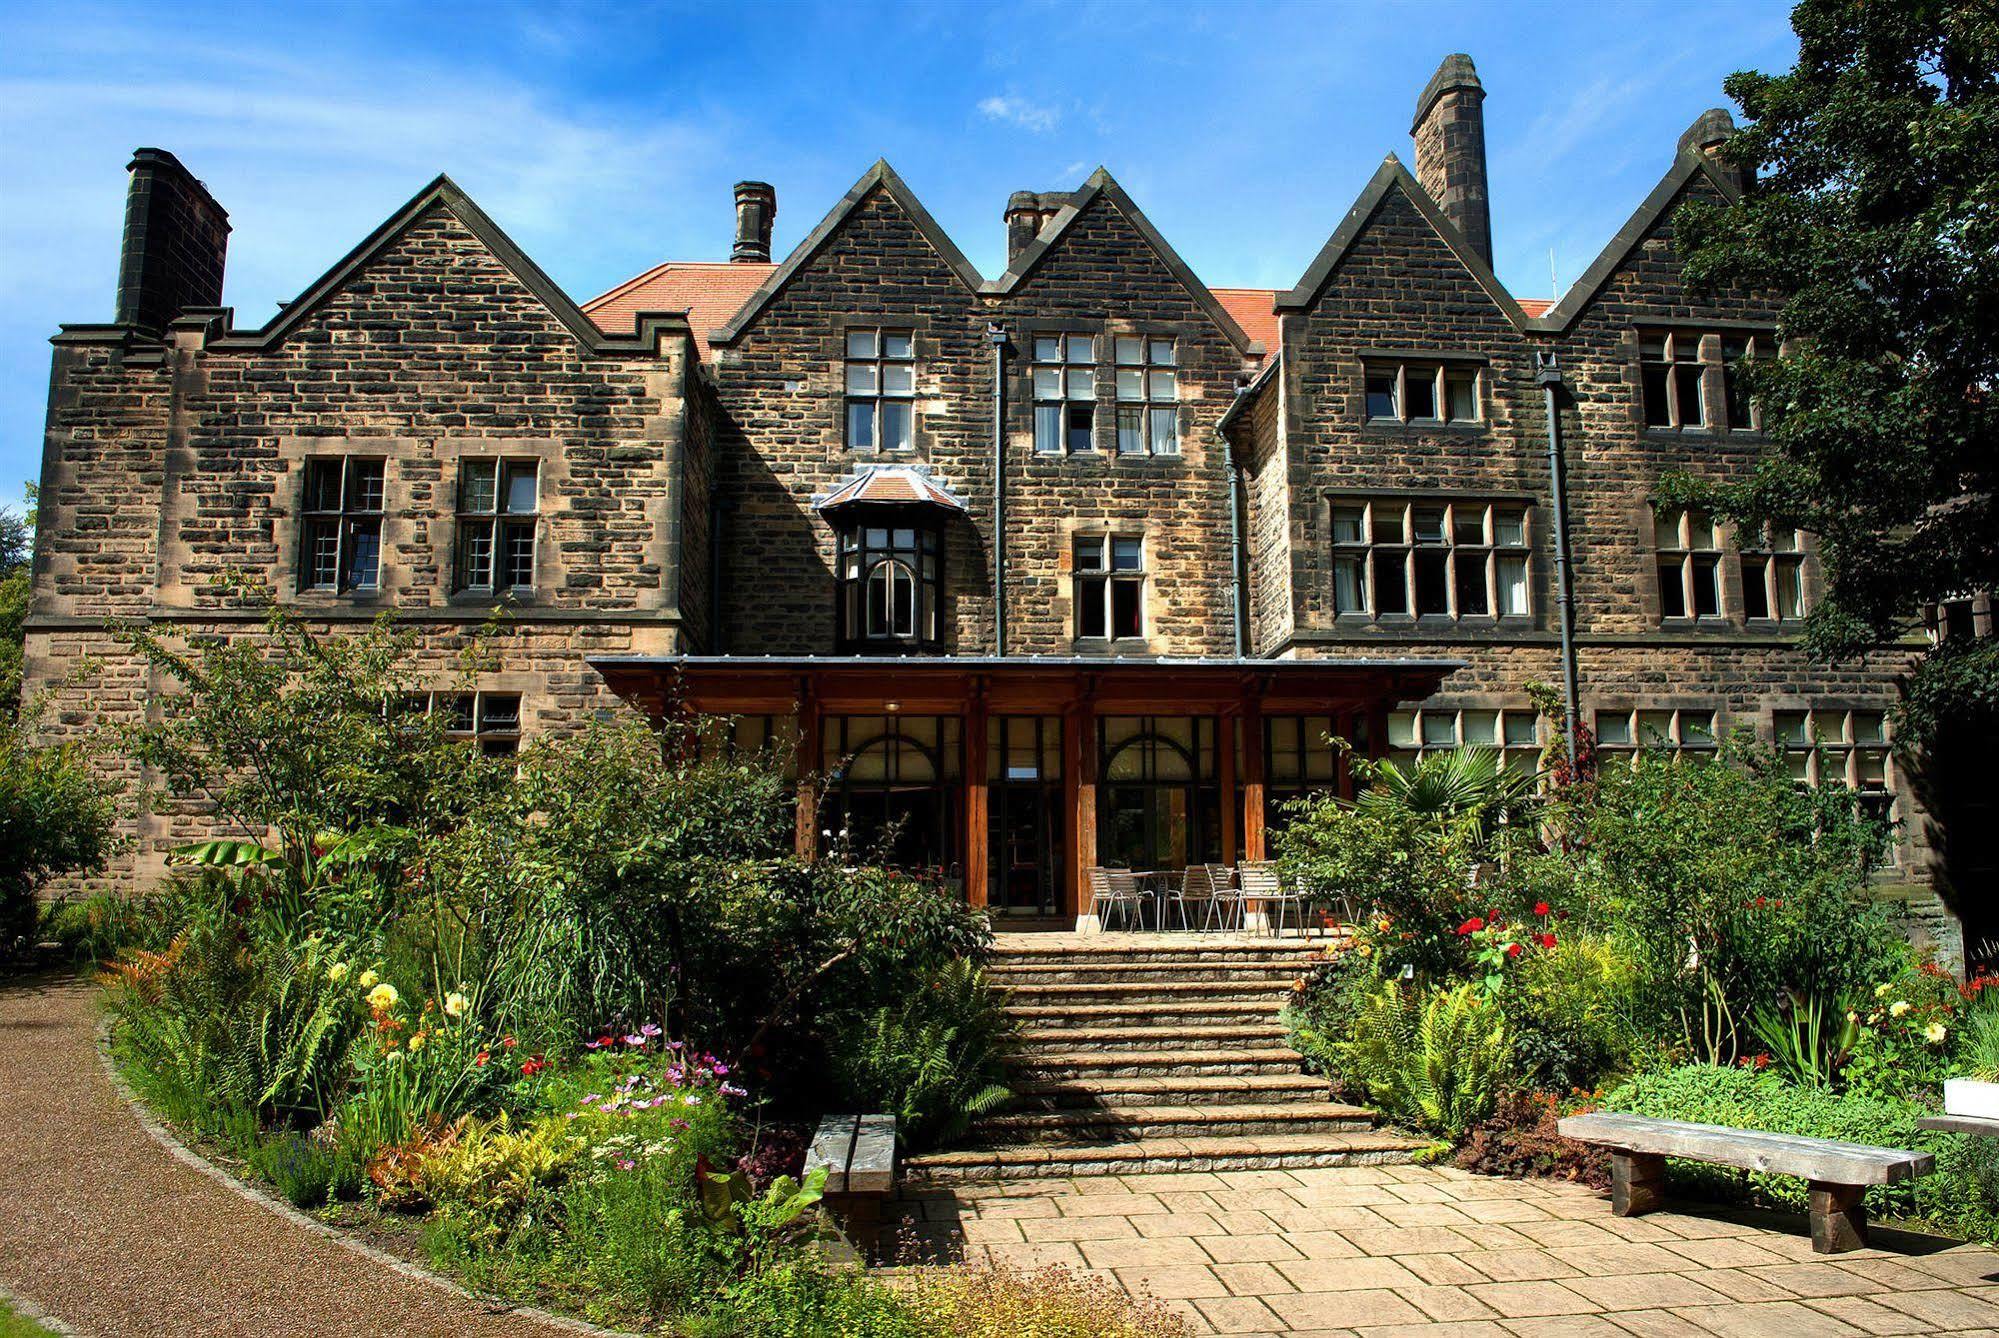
[989,717,1062,916]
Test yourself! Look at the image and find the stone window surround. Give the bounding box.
[1384,700,1542,774]
[841,325,918,455]
[276,439,403,608]
[296,454,386,597]
[1591,702,1721,754]
[1630,320,1775,436]
[441,441,561,609]
[452,457,542,598]
[1352,349,1490,434]
[1642,500,1819,631]
[1019,318,1194,464]
[1322,487,1537,625]
[410,687,525,758]
[830,315,935,459]
[1068,528,1149,651]
[1769,699,1899,863]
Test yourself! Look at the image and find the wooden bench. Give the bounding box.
[806,1113,896,1261]
[1558,1111,1932,1253]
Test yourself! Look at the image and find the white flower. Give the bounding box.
[443,991,469,1019]
[327,961,350,983]
[1845,1010,1859,1023]
[366,982,400,1011]
[1890,1000,1911,1019]
[1925,1022,1948,1045]
[358,969,380,989]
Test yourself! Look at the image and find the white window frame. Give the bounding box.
[1363,361,1481,425]
[1331,497,1530,620]
[1385,706,1541,775]
[1113,336,1179,455]
[1074,534,1145,643]
[1032,334,1098,455]
[844,328,916,453]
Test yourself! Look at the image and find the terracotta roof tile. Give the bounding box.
[813,465,968,515]
[582,262,775,359]
[1517,297,1553,318]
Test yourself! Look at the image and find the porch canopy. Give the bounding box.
[589,654,1461,921]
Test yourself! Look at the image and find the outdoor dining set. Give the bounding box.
[1084,862,1351,936]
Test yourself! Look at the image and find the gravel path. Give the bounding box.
[0,969,575,1338]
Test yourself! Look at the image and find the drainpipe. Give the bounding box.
[988,323,1009,657]
[1536,351,1580,771]
[1219,428,1246,659]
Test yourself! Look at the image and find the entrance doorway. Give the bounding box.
[1099,716,1223,874]
[988,716,1063,916]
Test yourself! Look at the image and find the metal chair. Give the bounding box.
[1166,865,1213,931]
[1202,863,1247,932]
[1237,860,1309,938]
[1086,866,1146,932]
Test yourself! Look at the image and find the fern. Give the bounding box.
[829,959,1017,1150]
[1335,982,1511,1141]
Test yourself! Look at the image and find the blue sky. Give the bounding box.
[0,0,1800,512]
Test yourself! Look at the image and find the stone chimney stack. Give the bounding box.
[1679,108,1744,193]
[115,148,230,333]
[1004,190,1075,267]
[1411,54,1492,267]
[732,181,776,263]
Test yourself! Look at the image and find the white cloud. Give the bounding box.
[977,94,1060,133]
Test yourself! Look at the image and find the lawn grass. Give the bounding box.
[0,1299,57,1337]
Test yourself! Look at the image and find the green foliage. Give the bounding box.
[1506,936,1643,1093]
[1747,990,1860,1090]
[246,1131,362,1210]
[831,959,1015,1149]
[38,887,180,963]
[1354,746,1539,842]
[0,502,29,721]
[0,718,120,961]
[1609,1063,1999,1243]
[1335,982,1513,1140]
[1669,0,1999,744]
[1961,990,1999,1083]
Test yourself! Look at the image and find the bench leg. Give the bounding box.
[1808,1181,1868,1254]
[1610,1151,1667,1217]
[821,1190,886,1263]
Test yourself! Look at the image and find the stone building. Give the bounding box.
[24,56,1977,964]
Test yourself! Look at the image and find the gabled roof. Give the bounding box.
[1526,137,1746,334]
[984,168,1261,358]
[1276,155,1531,329]
[711,160,986,347]
[812,463,969,516]
[582,261,774,359]
[206,176,684,356]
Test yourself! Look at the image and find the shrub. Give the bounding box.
[39,887,181,963]
[1608,1063,1999,1243]
[1454,1090,1610,1187]
[832,958,1014,1150]
[245,1132,357,1210]
[903,1260,1199,1337]
[0,721,119,962]
[1505,936,1643,1092]
[1335,982,1513,1140]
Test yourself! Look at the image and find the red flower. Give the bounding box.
[475,1050,490,1067]
[1755,1054,1770,1069]
[1538,933,1558,949]
[1505,942,1524,958]
[502,1036,517,1050]
[1457,917,1486,936]
[1755,896,1767,908]
[1533,901,1551,918]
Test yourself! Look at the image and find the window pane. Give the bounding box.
[1453,507,1486,544]
[1034,404,1062,453]
[1149,407,1177,454]
[1676,366,1705,427]
[1033,367,1061,399]
[1503,713,1537,747]
[1331,505,1365,545]
[1148,369,1177,400]
[1774,711,1811,747]
[503,462,537,514]
[1692,554,1721,616]
[845,364,877,395]
[460,527,494,589]
[1413,506,1446,544]
[1642,364,1672,427]
[1637,710,1674,746]
[1445,369,1478,421]
[1498,556,1529,615]
[1776,560,1804,618]
[1387,712,1418,747]
[1114,337,1142,364]
[1494,508,1525,546]
[1333,556,1364,612]
[1075,537,1106,572]
[1415,549,1449,614]
[1066,335,1093,363]
[1111,537,1143,571]
[1683,712,1716,746]
[846,329,878,358]
[1655,512,1682,551]
[1462,711,1499,746]
[1365,373,1397,420]
[1110,581,1141,639]
[305,460,344,512]
[1658,562,1687,618]
[882,331,913,359]
[881,401,913,451]
[502,526,535,587]
[349,461,385,511]
[1374,509,1404,544]
[1687,513,1718,549]
[1373,552,1408,614]
[1067,403,1095,451]
[847,400,875,450]
[1852,712,1886,745]
[1149,339,1175,365]
[1422,713,1457,747]
[478,694,520,731]
[461,461,497,513]
[1078,578,1107,638]
[882,363,914,395]
[1742,558,1771,619]
[305,518,340,588]
[1115,406,1144,454]
[346,520,381,589]
[1405,370,1437,420]
[1033,336,1060,362]
[1595,712,1632,747]
[1114,368,1142,402]
[1454,554,1490,615]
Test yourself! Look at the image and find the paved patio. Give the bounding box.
[892,1162,1999,1336]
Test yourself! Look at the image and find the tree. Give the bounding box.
[0,484,35,719]
[1669,0,1998,744]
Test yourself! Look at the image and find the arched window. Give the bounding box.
[837,522,942,651]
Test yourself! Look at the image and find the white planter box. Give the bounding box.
[1944,1078,1999,1120]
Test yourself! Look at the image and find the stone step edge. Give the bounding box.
[902,1131,1433,1179]
[1011,1072,1325,1095]
[976,1101,1375,1130]
[1006,1001,1282,1018]
[998,982,1297,997]
[1008,1045,1302,1065]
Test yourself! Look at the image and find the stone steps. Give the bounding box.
[1005,1072,1331,1109]
[1000,979,1297,1007]
[987,957,1317,986]
[972,1101,1378,1143]
[902,1129,1431,1184]
[1013,1024,1292,1054]
[1009,1045,1307,1080]
[1006,999,1285,1029]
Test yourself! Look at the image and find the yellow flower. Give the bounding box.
[1355,943,1373,958]
[1874,983,1892,999]
[366,982,399,1012]
[359,969,380,990]
[1890,1000,1911,1019]
[444,991,469,1019]
[1925,1022,1948,1044]
[408,1031,426,1052]
[327,961,350,983]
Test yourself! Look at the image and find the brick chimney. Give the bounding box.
[115,148,229,333]
[1004,190,1074,267]
[1411,54,1492,267]
[732,181,776,263]
[1679,108,1745,193]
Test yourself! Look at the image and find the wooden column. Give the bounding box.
[964,683,989,909]
[793,679,822,862]
[1217,714,1238,864]
[1241,696,1266,862]
[1063,694,1096,920]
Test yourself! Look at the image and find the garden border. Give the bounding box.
[93,1018,624,1338]
[0,1281,80,1337]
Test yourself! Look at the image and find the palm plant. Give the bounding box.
[1356,747,1538,844]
